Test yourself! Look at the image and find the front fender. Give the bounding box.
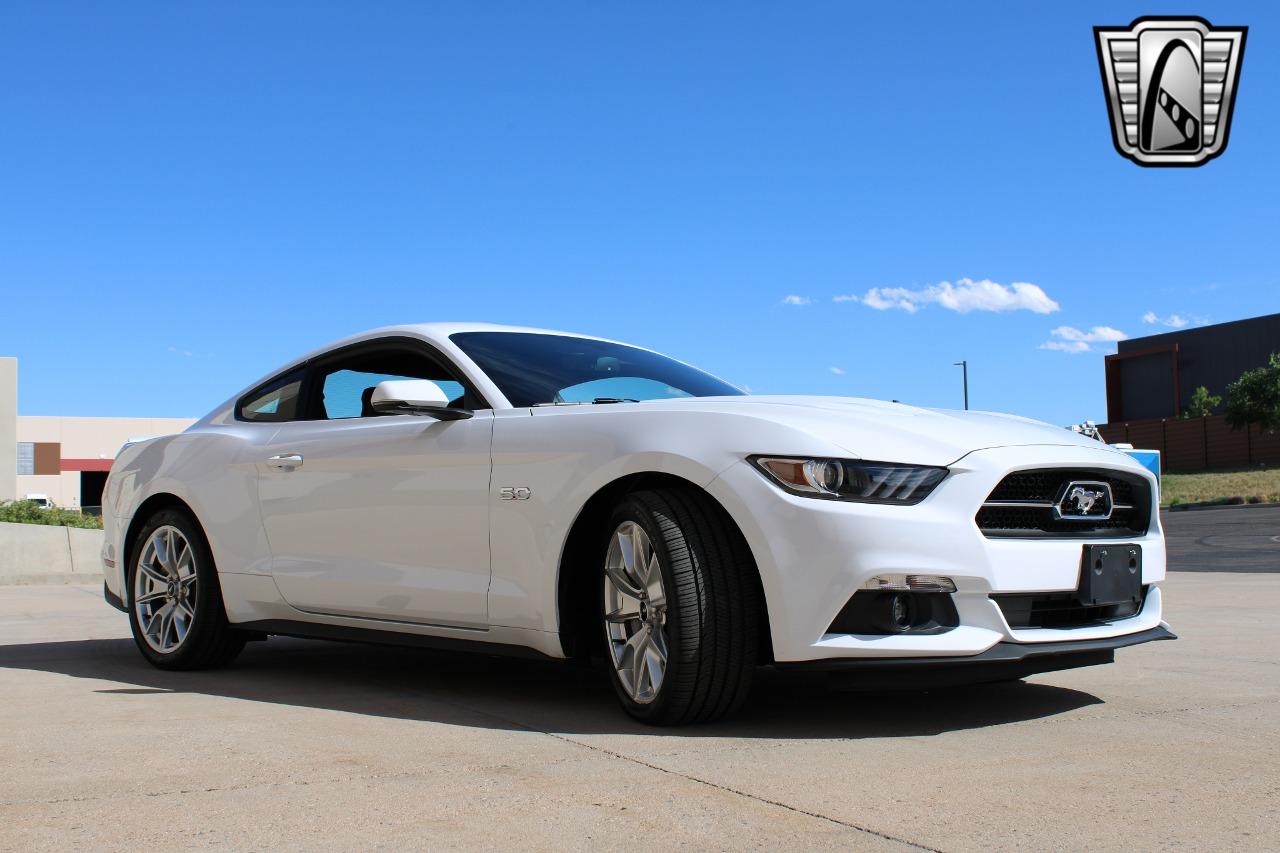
[488,444,724,634]
[486,405,856,637]
[107,430,272,603]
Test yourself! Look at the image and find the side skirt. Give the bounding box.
[235,618,558,662]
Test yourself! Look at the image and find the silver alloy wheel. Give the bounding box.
[133,525,199,654]
[603,520,669,704]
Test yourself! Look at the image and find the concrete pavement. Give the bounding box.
[1162,504,1280,572]
[0,570,1277,851]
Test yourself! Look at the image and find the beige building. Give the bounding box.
[2,358,194,510]
[0,359,15,503]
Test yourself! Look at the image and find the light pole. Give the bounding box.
[954,360,969,410]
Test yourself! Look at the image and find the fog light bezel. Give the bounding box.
[864,573,957,594]
[827,589,960,636]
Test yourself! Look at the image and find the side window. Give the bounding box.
[238,369,306,422]
[312,345,471,420]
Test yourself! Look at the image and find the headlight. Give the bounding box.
[749,456,947,505]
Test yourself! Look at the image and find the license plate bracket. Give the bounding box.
[1078,544,1142,607]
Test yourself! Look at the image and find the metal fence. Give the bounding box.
[1099,415,1280,473]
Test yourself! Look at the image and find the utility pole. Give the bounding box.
[954,361,969,410]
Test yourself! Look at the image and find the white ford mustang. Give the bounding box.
[102,323,1173,724]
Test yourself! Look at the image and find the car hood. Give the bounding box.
[667,395,1128,467]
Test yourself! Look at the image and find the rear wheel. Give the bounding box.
[128,509,246,670]
[600,489,761,725]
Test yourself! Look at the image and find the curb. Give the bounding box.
[1163,501,1280,513]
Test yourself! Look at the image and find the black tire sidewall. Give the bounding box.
[598,497,687,724]
[127,509,225,669]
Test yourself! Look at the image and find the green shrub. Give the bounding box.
[1182,385,1222,418]
[1225,353,1280,432]
[0,500,104,529]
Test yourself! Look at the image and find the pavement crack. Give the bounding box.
[544,730,947,852]
[418,693,945,852]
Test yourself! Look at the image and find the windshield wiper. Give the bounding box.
[532,397,642,407]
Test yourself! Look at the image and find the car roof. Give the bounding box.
[198,323,640,423]
[366,322,623,346]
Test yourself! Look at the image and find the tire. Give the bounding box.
[127,508,246,670]
[599,488,761,725]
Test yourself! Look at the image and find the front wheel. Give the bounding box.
[601,489,761,725]
[128,509,246,670]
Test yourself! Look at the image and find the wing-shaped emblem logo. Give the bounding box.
[1095,17,1247,166]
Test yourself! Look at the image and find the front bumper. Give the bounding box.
[104,581,127,613]
[706,444,1169,663]
[101,509,127,608]
[779,626,1176,689]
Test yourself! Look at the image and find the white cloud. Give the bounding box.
[1143,311,1204,329]
[829,366,845,375]
[1050,325,1127,343]
[1039,340,1091,354]
[781,294,811,306]
[861,287,922,312]
[1039,325,1128,354]
[834,278,1059,315]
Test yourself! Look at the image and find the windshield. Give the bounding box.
[450,332,743,407]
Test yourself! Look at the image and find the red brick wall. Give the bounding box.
[1099,415,1280,473]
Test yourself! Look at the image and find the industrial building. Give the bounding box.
[1104,312,1280,422]
[1,358,194,510]
[1100,314,1280,472]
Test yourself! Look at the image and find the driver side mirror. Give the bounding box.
[369,379,472,421]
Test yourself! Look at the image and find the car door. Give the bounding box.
[255,339,493,628]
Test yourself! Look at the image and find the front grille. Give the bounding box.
[993,587,1147,629]
[975,468,1151,538]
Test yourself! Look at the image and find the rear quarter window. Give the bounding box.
[237,369,306,422]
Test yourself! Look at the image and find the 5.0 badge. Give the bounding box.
[499,487,532,501]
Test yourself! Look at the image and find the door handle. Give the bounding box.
[266,454,304,472]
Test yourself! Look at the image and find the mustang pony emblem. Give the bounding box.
[1057,481,1114,520]
[1068,486,1104,514]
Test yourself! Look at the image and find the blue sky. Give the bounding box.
[3,2,1276,423]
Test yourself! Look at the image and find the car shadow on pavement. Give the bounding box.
[0,635,1103,738]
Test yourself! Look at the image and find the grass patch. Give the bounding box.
[1160,468,1280,508]
[0,500,104,529]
